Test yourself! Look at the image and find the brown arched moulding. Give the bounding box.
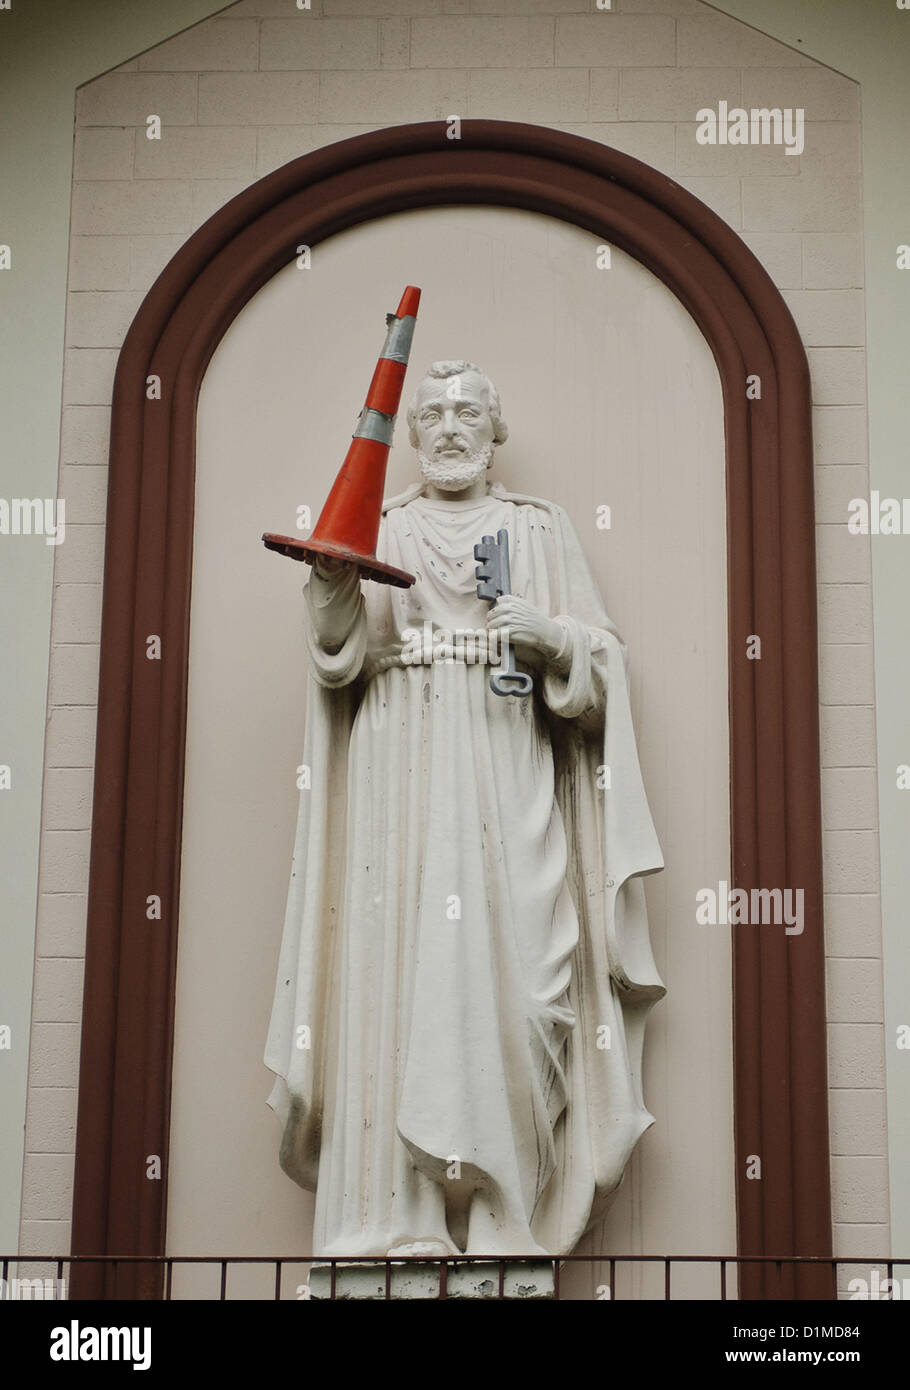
[70,120,830,1300]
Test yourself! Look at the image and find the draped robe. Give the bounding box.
[265,479,665,1257]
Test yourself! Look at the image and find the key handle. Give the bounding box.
[490,667,534,698]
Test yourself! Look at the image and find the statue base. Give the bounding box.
[307,1260,556,1300]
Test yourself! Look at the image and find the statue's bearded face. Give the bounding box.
[413,372,496,491]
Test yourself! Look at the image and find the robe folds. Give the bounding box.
[264,479,665,1257]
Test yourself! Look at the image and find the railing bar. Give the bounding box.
[10,1252,907,1264]
[7,1248,906,1306]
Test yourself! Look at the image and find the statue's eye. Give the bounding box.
[459,409,478,419]
[421,411,440,423]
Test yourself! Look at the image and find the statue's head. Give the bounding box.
[406,360,508,492]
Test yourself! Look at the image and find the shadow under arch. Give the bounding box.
[71,120,830,1301]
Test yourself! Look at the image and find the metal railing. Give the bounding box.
[4,1253,906,1300]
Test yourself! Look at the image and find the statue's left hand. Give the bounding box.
[486,596,566,664]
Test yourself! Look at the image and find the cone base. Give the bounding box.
[262,533,415,588]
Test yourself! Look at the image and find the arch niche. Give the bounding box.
[71,120,831,1301]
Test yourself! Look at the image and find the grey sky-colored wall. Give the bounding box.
[0,0,233,1259]
[708,0,910,1288]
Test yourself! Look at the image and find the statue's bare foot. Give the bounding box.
[387,1240,451,1258]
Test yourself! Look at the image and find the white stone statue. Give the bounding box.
[265,360,665,1259]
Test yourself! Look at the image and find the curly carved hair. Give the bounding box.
[406,360,508,447]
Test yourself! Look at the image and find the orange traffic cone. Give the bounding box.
[262,285,420,588]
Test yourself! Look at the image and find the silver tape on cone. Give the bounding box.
[381,314,416,365]
[353,407,396,444]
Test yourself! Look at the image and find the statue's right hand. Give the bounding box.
[313,554,356,582]
[308,553,363,652]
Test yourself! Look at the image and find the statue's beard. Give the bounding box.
[417,440,494,491]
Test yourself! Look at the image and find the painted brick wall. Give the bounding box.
[21,0,885,1288]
